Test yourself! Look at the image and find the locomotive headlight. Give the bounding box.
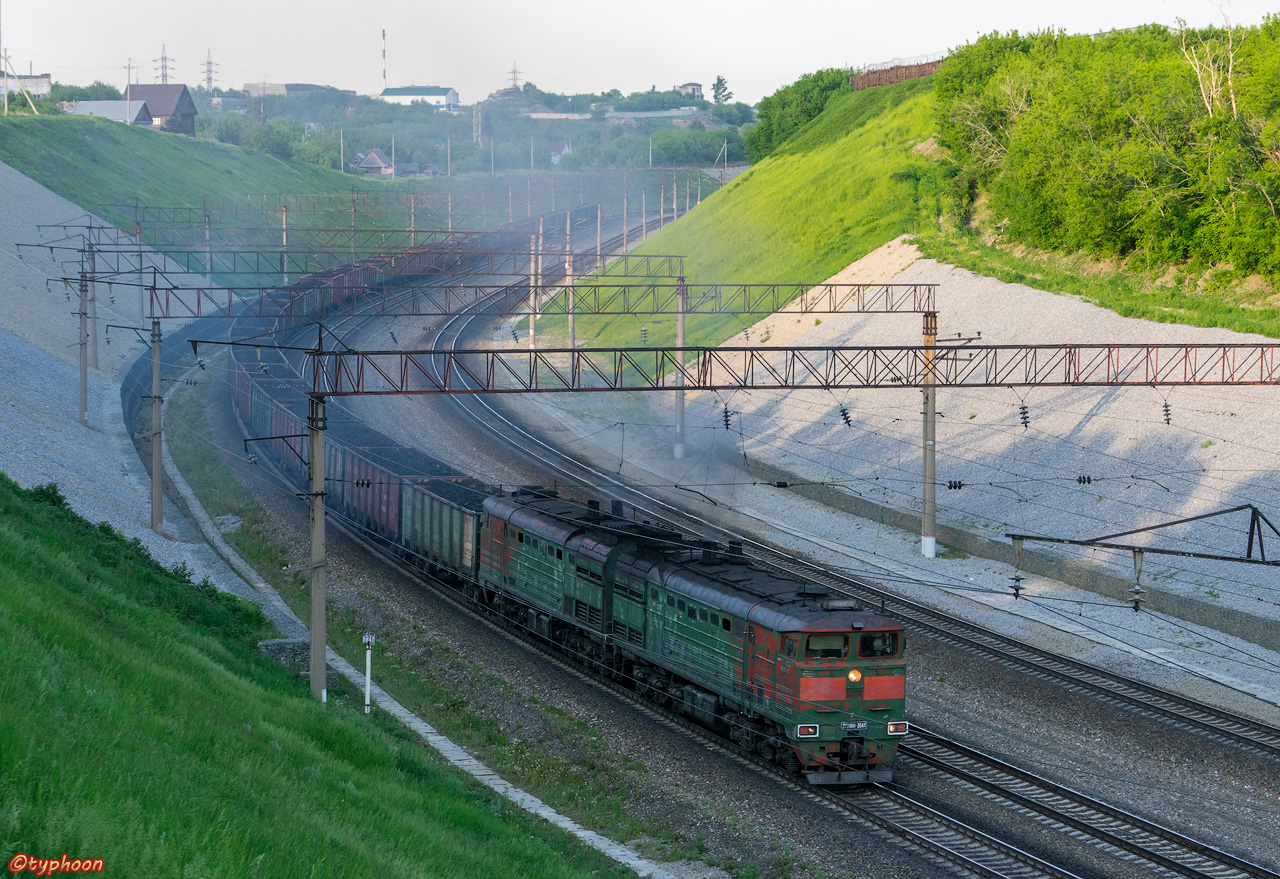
[887,721,909,736]
[796,724,819,739]
[847,669,863,684]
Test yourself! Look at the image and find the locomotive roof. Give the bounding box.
[486,493,901,634]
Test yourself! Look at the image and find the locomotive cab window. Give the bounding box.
[804,633,849,659]
[858,632,900,658]
[518,532,524,544]
[556,549,563,560]
[722,616,732,632]
[782,634,799,659]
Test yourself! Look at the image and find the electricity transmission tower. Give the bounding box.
[155,44,174,84]
[203,50,218,91]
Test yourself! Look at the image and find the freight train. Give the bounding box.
[226,216,908,783]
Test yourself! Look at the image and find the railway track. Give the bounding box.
[263,218,1280,877]
[418,298,1280,765]
[898,728,1274,878]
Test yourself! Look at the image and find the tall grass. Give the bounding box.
[537,79,937,350]
[0,474,634,878]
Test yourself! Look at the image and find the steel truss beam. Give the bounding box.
[306,343,1280,396]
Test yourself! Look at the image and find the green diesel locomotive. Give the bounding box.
[478,490,908,784]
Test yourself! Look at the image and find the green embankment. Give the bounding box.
[0,115,378,228]
[0,475,633,879]
[540,78,936,348]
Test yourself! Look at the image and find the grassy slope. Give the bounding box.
[0,115,375,226]
[0,475,631,879]
[557,71,1280,347]
[541,79,936,348]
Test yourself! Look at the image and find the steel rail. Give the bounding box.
[901,728,1277,878]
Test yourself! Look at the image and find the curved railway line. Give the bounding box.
[221,215,1280,878]
[400,282,1280,764]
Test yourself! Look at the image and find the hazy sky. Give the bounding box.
[2,0,1274,104]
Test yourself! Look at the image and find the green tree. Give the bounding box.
[712,75,732,104]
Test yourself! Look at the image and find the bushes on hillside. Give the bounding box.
[745,68,850,162]
[936,20,1280,277]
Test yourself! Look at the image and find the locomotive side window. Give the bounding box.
[650,590,660,604]
[698,608,708,622]
[804,633,849,659]
[518,532,524,544]
[677,599,686,612]
[667,595,675,607]
[722,616,732,632]
[710,613,719,627]
[782,635,799,659]
[556,549,563,560]
[858,632,899,658]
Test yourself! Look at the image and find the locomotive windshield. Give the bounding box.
[858,632,900,658]
[804,633,849,659]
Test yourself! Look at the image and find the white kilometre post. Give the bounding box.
[363,634,375,713]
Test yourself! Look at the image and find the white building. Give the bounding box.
[379,86,459,111]
[1,73,52,99]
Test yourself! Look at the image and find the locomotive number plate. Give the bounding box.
[840,720,868,731]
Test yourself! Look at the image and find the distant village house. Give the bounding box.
[675,82,703,100]
[379,86,459,111]
[67,100,153,126]
[351,148,393,176]
[121,84,198,135]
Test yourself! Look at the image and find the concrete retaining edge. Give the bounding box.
[159,366,679,879]
[746,459,1280,654]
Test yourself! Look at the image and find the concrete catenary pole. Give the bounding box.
[281,204,288,287]
[527,234,536,345]
[596,204,601,260]
[87,242,98,370]
[641,189,647,242]
[674,276,686,459]
[150,314,163,533]
[566,211,574,350]
[78,269,88,427]
[622,190,628,250]
[921,311,938,558]
[660,185,665,230]
[308,391,328,701]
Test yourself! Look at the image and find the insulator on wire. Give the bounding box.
[1129,585,1146,612]
[1010,572,1025,599]
[743,327,750,342]
[247,454,258,466]
[390,329,398,344]
[839,406,852,427]
[641,326,648,344]
[1077,475,1092,485]
[1018,404,1030,429]
[183,379,198,386]
[354,478,373,488]
[511,327,519,342]
[259,363,269,375]
[197,358,206,370]
[1162,401,1172,425]
[946,480,964,490]
[722,405,732,430]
